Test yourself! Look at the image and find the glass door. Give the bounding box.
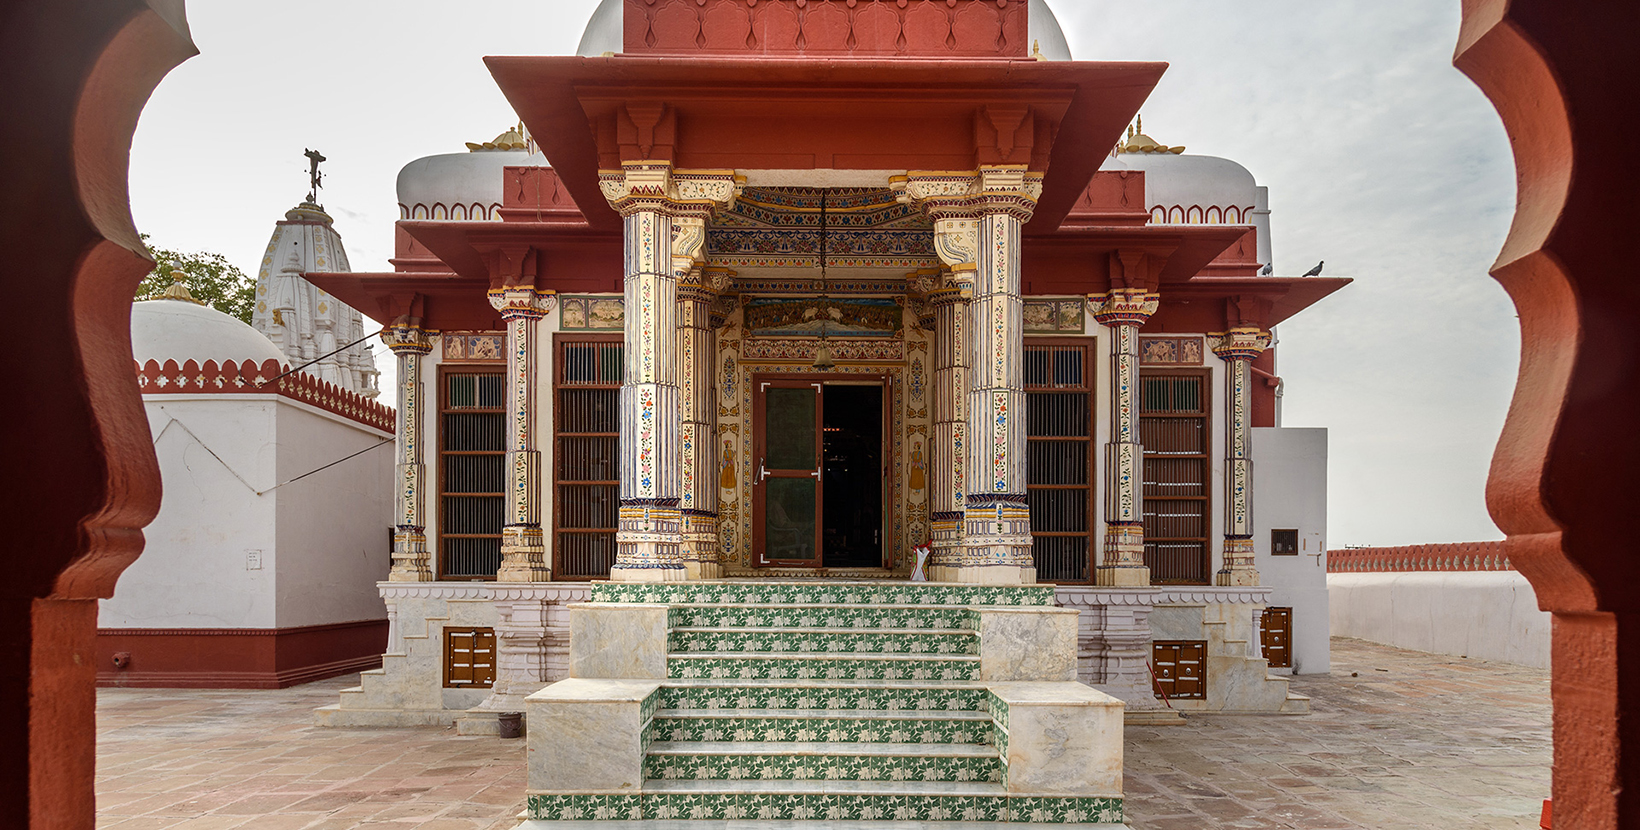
[754,380,823,567]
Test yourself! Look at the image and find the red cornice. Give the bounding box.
[134,358,395,434]
[484,55,1166,233]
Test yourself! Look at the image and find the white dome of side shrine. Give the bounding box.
[396,126,546,221]
[132,273,287,368]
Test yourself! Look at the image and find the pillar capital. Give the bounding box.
[1209,326,1273,361]
[381,323,435,356]
[487,287,556,321]
[598,161,743,217]
[1087,288,1160,328]
[890,165,1044,221]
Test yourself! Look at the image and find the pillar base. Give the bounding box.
[1095,565,1151,587]
[388,530,433,582]
[496,548,551,583]
[386,563,433,582]
[608,565,688,583]
[1215,567,1261,587]
[948,564,1034,585]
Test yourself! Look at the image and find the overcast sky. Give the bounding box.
[128,0,1517,547]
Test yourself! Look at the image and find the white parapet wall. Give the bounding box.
[1327,571,1550,669]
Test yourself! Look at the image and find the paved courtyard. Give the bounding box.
[95,638,1550,829]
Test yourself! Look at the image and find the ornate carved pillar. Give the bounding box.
[896,165,1042,584]
[383,322,436,582]
[1089,287,1160,587]
[924,272,971,582]
[488,287,556,583]
[1211,325,1272,587]
[601,162,739,582]
[677,266,734,579]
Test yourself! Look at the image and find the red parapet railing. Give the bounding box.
[1327,541,1511,573]
[135,358,395,434]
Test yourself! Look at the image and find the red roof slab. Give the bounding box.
[305,271,501,332]
[484,56,1167,234]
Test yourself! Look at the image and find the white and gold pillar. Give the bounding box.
[384,322,435,582]
[1089,288,1160,587]
[925,273,969,582]
[601,162,739,582]
[1211,325,1271,586]
[677,265,733,579]
[488,287,555,583]
[896,165,1042,584]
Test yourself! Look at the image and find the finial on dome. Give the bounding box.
[466,123,532,152]
[157,262,204,304]
[1117,114,1186,155]
[1032,39,1045,61]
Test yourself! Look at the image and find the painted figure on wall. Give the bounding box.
[909,440,925,493]
[720,438,737,490]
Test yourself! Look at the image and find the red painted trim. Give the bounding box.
[1328,542,1510,574]
[134,357,395,433]
[95,618,387,689]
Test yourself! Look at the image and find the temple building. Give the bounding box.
[98,198,394,688]
[310,0,1348,823]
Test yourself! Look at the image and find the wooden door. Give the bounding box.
[754,380,823,567]
[1152,640,1207,700]
[1262,607,1293,668]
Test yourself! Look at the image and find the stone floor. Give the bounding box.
[95,638,1550,829]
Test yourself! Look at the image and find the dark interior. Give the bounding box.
[821,383,884,567]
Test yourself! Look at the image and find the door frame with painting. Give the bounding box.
[751,372,890,570]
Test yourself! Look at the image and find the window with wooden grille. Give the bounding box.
[443,627,496,688]
[1024,340,1096,583]
[1262,607,1293,669]
[1152,640,1206,700]
[555,334,622,579]
[439,369,505,579]
[1140,371,1211,584]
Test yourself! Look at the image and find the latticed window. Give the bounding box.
[1140,371,1211,584]
[1024,340,1096,583]
[439,369,505,579]
[555,335,622,578]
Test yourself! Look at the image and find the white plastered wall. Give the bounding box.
[1328,572,1548,669]
[1251,426,1330,673]
[272,400,394,628]
[102,397,282,628]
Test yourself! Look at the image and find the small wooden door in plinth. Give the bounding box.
[754,380,823,567]
[1261,607,1293,668]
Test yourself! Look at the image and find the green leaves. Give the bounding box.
[137,235,257,324]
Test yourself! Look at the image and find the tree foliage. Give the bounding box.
[136,235,257,324]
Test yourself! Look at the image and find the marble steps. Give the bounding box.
[656,681,990,712]
[644,740,1003,783]
[528,782,1123,824]
[669,627,980,656]
[649,708,996,745]
[592,582,1057,608]
[669,605,979,631]
[667,651,981,681]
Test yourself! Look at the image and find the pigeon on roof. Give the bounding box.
[1302,261,1324,277]
[1260,263,1274,276]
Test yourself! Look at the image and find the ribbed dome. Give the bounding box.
[132,298,287,367]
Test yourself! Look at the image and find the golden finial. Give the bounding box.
[157,262,204,304]
[1118,114,1186,154]
[1032,39,1045,61]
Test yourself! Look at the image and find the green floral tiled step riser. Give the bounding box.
[594,582,1055,607]
[670,606,977,630]
[527,792,1122,824]
[670,630,979,655]
[659,685,988,712]
[670,657,979,681]
[651,717,991,744]
[644,753,1003,783]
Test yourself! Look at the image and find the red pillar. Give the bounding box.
[0,2,194,825]
[1455,1,1640,826]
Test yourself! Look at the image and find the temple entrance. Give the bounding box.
[752,376,887,570]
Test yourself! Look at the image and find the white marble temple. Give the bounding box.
[989,681,1124,797]
[977,608,1079,682]
[568,603,670,679]
[526,678,661,793]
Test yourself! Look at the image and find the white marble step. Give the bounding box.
[657,708,992,722]
[671,653,978,663]
[645,779,1006,796]
[673,627,978,635]
[648,741,999,758]
[661,679,988,688]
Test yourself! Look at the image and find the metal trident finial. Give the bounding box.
[304,148,326,203]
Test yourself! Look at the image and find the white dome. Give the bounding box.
[397,149,546,221]
[573,0,1071,60]
[576,0,622,57]
[132,299,287,367]
[1102,152,1259,224]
